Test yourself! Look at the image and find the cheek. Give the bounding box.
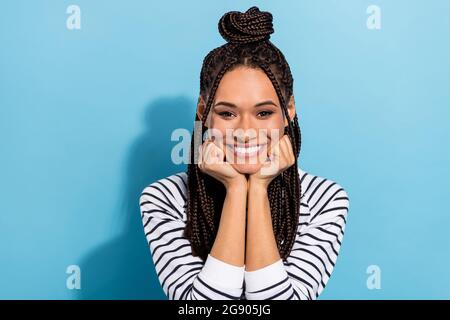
[209,118,230,143]
[210,113,233,128]
[262,114,284,130]
[258,114,284,139]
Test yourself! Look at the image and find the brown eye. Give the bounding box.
[257,110,274,118]
[218,111,235,119]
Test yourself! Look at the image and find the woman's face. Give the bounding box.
[197,66,296,175]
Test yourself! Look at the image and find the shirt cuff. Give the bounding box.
[200,254,245,289]
[244,259,287,292]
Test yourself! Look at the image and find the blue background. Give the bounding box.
[1,0,449,299]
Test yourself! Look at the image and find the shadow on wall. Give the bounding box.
[74,96,195,299]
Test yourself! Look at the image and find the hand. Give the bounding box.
[198,138,247,190]
[249,134,296,189]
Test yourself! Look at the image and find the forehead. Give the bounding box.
[214,66,279,105]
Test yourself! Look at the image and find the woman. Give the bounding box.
[139,6,349,300]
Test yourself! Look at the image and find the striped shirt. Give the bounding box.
[139,167,349,300]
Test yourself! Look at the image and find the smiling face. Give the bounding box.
[197,65,296,174]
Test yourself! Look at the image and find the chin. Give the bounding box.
[231,163,263,175]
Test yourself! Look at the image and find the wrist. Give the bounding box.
[225,176,248,192]
[248,177,269,192]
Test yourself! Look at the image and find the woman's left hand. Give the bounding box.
[249,134,296,189]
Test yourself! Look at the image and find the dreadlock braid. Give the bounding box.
[184,6,302,262]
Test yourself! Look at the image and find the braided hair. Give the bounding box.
[184,6,302,262]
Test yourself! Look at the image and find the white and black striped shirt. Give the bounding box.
[139,167,349,300]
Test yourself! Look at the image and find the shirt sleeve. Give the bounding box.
[244,185,349,300]
[140,184,245,300]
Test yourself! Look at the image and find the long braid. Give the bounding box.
[184,6,302,261]
[258,58,302,257]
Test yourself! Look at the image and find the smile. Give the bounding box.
[226,144,266,157]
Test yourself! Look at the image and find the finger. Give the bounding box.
[274,136,287,171]
[204,140,216,165]
[209,137,224,152]
[280,136,292,166]
[286,135,295,164]
[270,138,280,161]
[208,140,226,165]
[197,145,204,171]
[198,144,203,166]
[209,142,223,163]
[281,135,293,162]
[214,143,225,162]
[281,135,295,168]
[267,145,280,174]
[260,151,279,177]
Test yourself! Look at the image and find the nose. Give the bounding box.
[232,116,257,144]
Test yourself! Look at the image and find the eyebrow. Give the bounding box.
[213,100,278,108]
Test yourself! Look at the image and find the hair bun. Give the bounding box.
[218,6,274,44]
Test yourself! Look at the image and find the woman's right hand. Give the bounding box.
[198,138,247,190]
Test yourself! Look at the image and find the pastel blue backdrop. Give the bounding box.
[1,0,449,299]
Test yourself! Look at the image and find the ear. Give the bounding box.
[284,95,296,126]
[196,95,205,121]
[196,95,211,127]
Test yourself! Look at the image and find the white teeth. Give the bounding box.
[233,145,262,154]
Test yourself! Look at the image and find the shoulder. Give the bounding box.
[298,167,350,219]
[139,172,188,221]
